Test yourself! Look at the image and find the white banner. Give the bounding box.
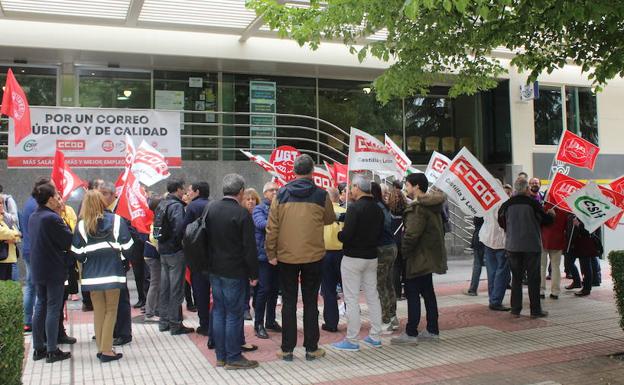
[564,182,623,233]
[8,106,181,168]
[384,134,411,176]
[434,147,508,216]
[425,151,451,183]
[348,127,400,178]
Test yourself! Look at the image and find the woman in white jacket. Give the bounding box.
[480,183,512,311]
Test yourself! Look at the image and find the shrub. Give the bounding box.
[608,250,624,331]
[0,280,23,385]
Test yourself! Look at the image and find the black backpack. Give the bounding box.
[183,202,212,272]
[153,200,173,242]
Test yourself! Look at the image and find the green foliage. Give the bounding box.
[608,250,624,331]
[0,280,24,385]
[247,0,624,103]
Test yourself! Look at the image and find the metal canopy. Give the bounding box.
[0,0,386,41]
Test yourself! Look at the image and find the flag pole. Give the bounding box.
[546,129,567,186]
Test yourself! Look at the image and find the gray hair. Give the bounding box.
[223,173,245,196]
[514,177,529,195]
[352,174,372,194]
[293,154,314,176]
[263,181,278,193]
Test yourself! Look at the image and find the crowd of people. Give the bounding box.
[0,156,604,370]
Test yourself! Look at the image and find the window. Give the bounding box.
[534,85,598,145]
[78,69,151,109]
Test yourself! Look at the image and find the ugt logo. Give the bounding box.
[574,196,611,219]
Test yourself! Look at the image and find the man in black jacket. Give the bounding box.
[498,177,555,318]
[157,179,194,335]
[182,181,211,335]
[206,174,259,370]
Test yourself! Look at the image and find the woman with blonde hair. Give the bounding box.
[242,188,261,214]
[70,190,134,362]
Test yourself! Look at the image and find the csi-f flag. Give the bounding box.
[564,181,623,233]
[1,69,31,146]
[434,147,507,216]
[348,127,400,178]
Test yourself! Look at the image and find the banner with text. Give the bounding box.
[8,106,181,168]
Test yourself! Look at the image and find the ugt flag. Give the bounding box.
[385,134,411,176]
[544,173,585,212]
[348,127,400,178]
[434,147,507,216]
[270,145,300,183]
[240,149,286,185]
[51,150,86,200]
[116,170,153,234]
[597,186,624,230]
[1,69,31,146]
[425,151,451,184]
[555,130,599,171]
[132,140,170,186]
[610,174,624,195]
[564,182,622,233]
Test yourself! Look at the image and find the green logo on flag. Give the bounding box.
[574,196,611,219]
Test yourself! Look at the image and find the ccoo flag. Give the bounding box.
[348,127,400,178]
[564,182,622,233]
[1,69,32,146]
[425,151,451,184]
[384,134,411,176]
[132,140,170,186]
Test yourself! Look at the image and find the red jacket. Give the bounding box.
[541,204,568,250]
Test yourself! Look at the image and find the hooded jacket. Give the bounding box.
[253,198,271,262]
[266,178,335,264]
[402,191,448,278]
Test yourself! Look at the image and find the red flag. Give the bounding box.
[270,146,300,183]
[116,170,153,234]
[610,175,624,195]
[115,134,137,195]
[555,130,600,170]
[545,173,585,212]
[313,166,334,190]
[598,186,624,230]
[1,69,32,146]
[323,161,336,183]
[333,162,349,184]
[51,150,86,200]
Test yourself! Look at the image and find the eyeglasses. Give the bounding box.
[266,188,278,192]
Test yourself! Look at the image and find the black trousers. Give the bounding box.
[320,251,343,329]
[278,260,322,353]
[132,257,146,302]
[114,286,132,339]
[579,256,594,292]
[565,254,581,286]
[508,251,542,315]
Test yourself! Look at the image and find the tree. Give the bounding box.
[247,0,624,103]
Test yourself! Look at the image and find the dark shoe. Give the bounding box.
[566,283,582,290]
[113,336,132,346]
[321,324,338,332]
[550,294,559,300]
[546,275,551,280]
[186,304,197,312]
[100,353,123,362]
[82,303,93,312]
[133,299,145,309]
[305,348,326,361]
[462,289,477,296]
[592,282,601,287]
[33,349,46,361]
[196,326,209,336]
[575,290,591,297]
[46,349,71,363]
[265,322,282,332]
[530,311,549,318]
[241,343,258,352]
[489,304,511,311]
[244,310,252,321]
[510,310,521,318]
[92,335,96,340]
[96,353,102,359]
[207,340,215,349]
[255,325,269,339]
[159,324,170,332]
[171,325,194,335]
[276,349,294,361]
[224,356,259,370]
[540,294,545,299]
[57,335,77,345]
[566,273,573,279]
[216,360,225,367]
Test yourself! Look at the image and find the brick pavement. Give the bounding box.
[21,260,624,385]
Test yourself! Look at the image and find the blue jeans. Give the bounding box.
[191,271,211,330]
[11,262,19,281]
[254,261,279,328]
[483,247,510,306]
[159,250,185,329]
[321,251,343,329]
[23,259,36,326]
[405,273,439,337]
[33,281,65,352]
[209,274,246,363]
[468,245,484,292]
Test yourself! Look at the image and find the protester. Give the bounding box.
[0,183,19,227]
[540,203,568,300]
[392,173,447,345]
[565,216,602,297]
[183,181,212,335]
[155,179,194,335]
[242,187,260,320]
[387,182,407,300]
[498,178,554,318]
[0,197,21,280]
[80,178,105,312]
[332,175,384,351]
[337,182,347,207]
[528,177,544,203]
[252,181,281,339]
[320,186,346,333]
[30,182,74,363]
[58,200,79,345]
[464,216,484,296]
[205,174,259,370]
[371,182,399,334]
[481,183,512,311]
[266,154,335,361]
[71,190,134,362]
[144,197,162,323]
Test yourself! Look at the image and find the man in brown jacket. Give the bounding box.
[392,173,447,346]
[266,154,335,362]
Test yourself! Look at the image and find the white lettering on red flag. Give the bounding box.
[545,173,585,212]
[385,134,411,176]
[270,146,300,182]
[131,140,170,186]
[313,166,334,190]
[348,127,400,178]
[555,130,600,170]
[116,170,153,234]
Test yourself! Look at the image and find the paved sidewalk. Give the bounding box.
[22,259,624,385]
